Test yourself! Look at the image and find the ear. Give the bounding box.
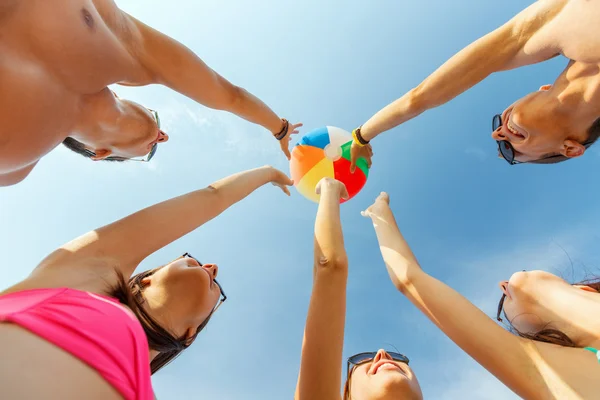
[573,284,598,293]
[184,326,196,341]
[561,139,585,158]
[90,149,113,161]
[539,84,552,91]
[141,276,152,286]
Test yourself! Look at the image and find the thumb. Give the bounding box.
[350,157,356,174]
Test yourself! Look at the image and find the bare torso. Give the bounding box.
[526,0,600,63]
[0,265,134,399]
[0,0,143,181]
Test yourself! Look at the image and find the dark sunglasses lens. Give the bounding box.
[498,141,514,163]
[350,352,376,365]
[492,114,502,131]
[154,112,161,129]
[147,143,158,161]
[388,352,409,364]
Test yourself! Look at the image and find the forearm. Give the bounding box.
[57,167,274,270]
[360,21,527,142]
[369,205,420,288]
[129,16,284,134]
[313,187,347,267]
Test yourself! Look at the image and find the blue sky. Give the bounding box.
[2,1,600,399]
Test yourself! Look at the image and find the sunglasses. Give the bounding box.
[182,252,227,313]
[346,351,409,379]
[492,114,593,165]
[85,109,161,162]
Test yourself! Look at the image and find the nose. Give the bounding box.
[157,130,169,143]
[498,281,509,296]
[373,349,391,363]
[491,129,505,140]
[203,263,219,279]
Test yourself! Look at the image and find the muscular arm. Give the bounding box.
[119,14,285,135]
[38,166,286,277]
[359,0,566,141]
[295,180,348,400]
[365,197,599,399]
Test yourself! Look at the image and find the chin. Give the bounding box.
[374,374,422,400]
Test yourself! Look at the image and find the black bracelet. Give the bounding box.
[275,119,289,140]
[354,126,370,145]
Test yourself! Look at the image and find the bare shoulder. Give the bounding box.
[519,339,600,398]
[0,252,123,297]
[91,0,153,84]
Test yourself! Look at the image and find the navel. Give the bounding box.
[81,8,95,30]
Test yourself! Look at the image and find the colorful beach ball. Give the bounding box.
[290,126,370,203]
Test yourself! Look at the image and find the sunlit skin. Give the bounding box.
[363,192,600,399]
[0,166,293,399]
[351,0,600,168]
[0,1,300,186]
[348,350,423,400]
[498,270,600,345]
[142,256,221,344]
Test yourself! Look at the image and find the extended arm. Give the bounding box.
[295,179,349,400]
[358,0,565,142]
[363,194,552,399]
[38,166,292,277]
[119,14,293,136]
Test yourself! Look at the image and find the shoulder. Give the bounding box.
[515,339,600,398]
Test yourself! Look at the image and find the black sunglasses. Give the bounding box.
[346,351,410,379]
[492,114,593,165]
[85,109,161,162]
[182,252,227,313]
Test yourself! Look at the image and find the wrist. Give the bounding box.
[273,118,289,140]
[352,126,370,146]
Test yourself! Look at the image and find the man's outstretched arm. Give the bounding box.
[117,13,301,157]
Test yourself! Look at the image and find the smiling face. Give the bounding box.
[491,85,596,163]
[346,350,423,400]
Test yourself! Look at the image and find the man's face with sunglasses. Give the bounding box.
[490,85,595,165]
[346,349,423,400]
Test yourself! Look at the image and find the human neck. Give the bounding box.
[553,289,600,348]
[71,88,123,146]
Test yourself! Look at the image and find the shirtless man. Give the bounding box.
[0,0,301,186]
[349,0,600,170]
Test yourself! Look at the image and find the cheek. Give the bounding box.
[349,366,371,397]
[504,299,544,333]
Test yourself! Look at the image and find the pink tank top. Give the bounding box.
[0,287,154,400]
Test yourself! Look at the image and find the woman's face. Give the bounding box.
[142,255,222,339]
[348,350,423,400]
[497,270,595,334]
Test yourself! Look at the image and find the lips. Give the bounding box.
[501,109,527,143]
[370,360,406,376]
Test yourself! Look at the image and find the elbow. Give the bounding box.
[217,82,245,112]
[407,85,427,114]
[317,253,349,271]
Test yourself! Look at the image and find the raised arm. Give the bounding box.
[37,166,292,278]
[350,0,565,165]
[361,192,597,399]
[118,14,302,158]
[295,178,349,400]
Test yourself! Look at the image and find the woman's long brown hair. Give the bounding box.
[111,268,214,374]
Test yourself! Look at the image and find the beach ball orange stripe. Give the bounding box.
[290,126,369,203]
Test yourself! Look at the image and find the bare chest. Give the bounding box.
[544,0,600,63]
[0,0,141,93]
